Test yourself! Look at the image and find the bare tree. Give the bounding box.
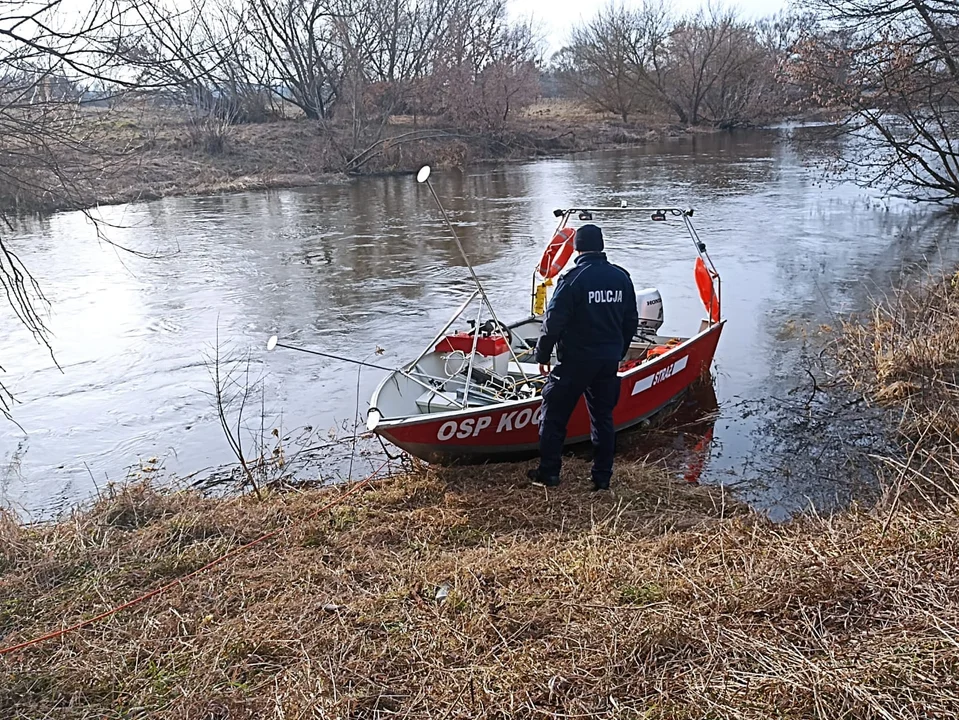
[345,0,439,85]
[755,12,821,111]
[556,3,790,127]
[699,18,782,127]
[110,0,280,153]
[798,0,959,203]
[440,25,540,132]
[337,0,454,121]
[0,0,133,418]
[424,0,541,133]
[556,2,670,123]
[245,0,344,121]
[648,6,765,126]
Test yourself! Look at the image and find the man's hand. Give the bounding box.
[539,363,551,377]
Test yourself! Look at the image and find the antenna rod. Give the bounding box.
[416,166,530,384]
[418,166,501,327]
[269,338,394,372]
[267,335,464,407]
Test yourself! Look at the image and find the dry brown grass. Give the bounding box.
[60,107,343,211]
[835,268,959,508]
[3,451,959,719]
[0,509,22,571]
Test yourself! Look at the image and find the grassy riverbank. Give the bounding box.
[6,100,691,214]
[2,271,958,718]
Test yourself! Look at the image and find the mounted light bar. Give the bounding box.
[553,206,694,216]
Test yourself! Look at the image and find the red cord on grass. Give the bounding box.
[0,462,388,657]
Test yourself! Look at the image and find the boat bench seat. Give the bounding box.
[415,386,502,414]
[507,361,542,378]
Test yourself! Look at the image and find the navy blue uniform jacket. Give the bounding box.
[534,252,639,365]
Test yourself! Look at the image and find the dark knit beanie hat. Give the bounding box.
[574,224,604,252]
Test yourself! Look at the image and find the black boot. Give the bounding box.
[527,468,560,488]
[591,476,610,492]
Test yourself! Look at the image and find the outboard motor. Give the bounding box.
[636,288,664,336]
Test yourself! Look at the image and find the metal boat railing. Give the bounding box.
[533,206,722,327]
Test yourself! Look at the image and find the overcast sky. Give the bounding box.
[48,0,792,60]
[509,0,792,57]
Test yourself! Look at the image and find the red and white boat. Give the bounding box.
[367,185,724,463]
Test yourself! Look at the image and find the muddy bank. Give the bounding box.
[3,263,959,718]
[4,101,709,214]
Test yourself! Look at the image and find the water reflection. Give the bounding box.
[617,381,721,487]
[2,129,959,519]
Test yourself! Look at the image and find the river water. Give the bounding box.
[2,128,957,519]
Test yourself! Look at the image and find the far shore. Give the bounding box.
[6,100,836,215]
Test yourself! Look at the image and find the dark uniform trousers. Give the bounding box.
[539,358,622,483]
[533,250,638,485]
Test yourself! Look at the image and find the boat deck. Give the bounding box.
[409,330,685,416]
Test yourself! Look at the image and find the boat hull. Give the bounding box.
[372,321,724,463]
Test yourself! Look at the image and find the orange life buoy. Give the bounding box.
[695,257,720,323]
[538,227,576,279]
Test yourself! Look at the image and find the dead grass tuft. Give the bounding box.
[835,269,959,508]
[0,510,22,571]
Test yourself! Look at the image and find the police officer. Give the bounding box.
[528,224,638,491]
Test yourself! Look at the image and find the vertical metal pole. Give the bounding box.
[407,288,479,373]
[530,271,537,317]
[423,178,500,319]
[461,302,484,406]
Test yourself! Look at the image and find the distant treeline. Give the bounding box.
[3,0,541,132]
[554,5,815,127]
[0,0,956,194]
